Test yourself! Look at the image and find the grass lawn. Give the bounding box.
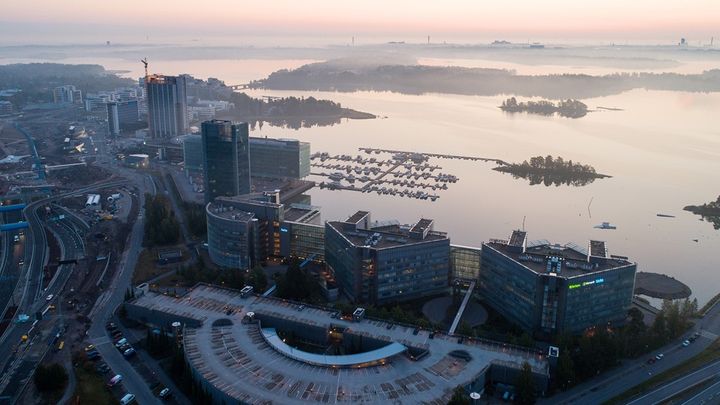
[604,338,720,404]
[72,362,119,405]
[132,246,189,284]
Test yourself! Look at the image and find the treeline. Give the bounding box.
[176,256,245,290]
[554,299,697,391]
[274,258,323,302]
[182,75,374,129]
[251,61,720,99]
[169,345,215,405]
[143,193,181,246]
[0,63,135,106]
[494,155,606,187]
[684,195,720,230]
[500,97,588,118]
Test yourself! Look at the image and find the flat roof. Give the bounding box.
[327,221,447,249]
[484,241,633,278]
[206,203,255,221]
[128,284,548,404]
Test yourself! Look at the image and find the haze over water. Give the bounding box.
[3,45,718,304]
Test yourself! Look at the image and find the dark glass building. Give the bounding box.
[106,99,139,136]
[146,74,188,138]
[479,231,637,337]
[206,201,258,269]
[325,211,450,305]
[201,120,251,203]
[249,137,310,179]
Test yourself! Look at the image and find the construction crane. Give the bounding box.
[141,58,149,78]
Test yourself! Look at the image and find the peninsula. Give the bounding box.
[250,60,720,99]
[684,195,720,230]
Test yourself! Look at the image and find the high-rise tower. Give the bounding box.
[145,74,188,138]
[201,120,251,203]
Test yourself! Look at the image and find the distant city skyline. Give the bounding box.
[2,0,718,45]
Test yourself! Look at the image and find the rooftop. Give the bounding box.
[327,218,447,250]
[206,203,256,221]
[127,284,548,404]
[485,234,634,278]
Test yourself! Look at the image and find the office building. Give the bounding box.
[182,135,203,175]
[201,120,251,203]
[53,85,82,104]
[325,211,450,305]
[249,137,311,179]
[146,74,188,138]
[450,245,482,282]
[279,205,324,262]
[480,230,637,337]
[106,99,139,136]
[205,182,317,269]
[206,200,259,269]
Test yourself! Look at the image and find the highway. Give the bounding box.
[0,206,86,401]
[541,299,720,405]
[0,209,26,324]
[0,180,127,401]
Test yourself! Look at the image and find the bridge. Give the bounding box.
[229,84,251,90]
[0,222,29,232]
[0,204,26,213]
[448,280,476,335]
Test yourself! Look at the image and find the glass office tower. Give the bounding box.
[201,120,251,203]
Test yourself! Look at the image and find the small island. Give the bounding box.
[684,195,720,230]
[494,155,610,186]
[500,97,588,118]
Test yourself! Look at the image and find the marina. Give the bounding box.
[310,149,469,201]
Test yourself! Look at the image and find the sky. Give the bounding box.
[2,0,718,45]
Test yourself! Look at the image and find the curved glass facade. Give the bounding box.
[206,203,256,269]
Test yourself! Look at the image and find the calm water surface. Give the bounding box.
[5,55,719,304]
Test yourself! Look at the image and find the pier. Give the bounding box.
[310,150,464,202]
[359,147,506,165]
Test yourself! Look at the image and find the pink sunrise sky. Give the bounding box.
[2,0,718,43]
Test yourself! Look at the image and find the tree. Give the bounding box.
[555,350,575,390]
[250,266,268,293]
[34,363,68,392]
[447,385,471,405]
[515,362,537,404]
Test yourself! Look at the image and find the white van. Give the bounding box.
[120,393,135,404]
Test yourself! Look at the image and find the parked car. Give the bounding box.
[114,338,128,348]
[120,393,136,405]
[87,351,101,361]
[123,348,136,357]
[84,344,95,352]
[682,340,690,347]
[655,353,664,361]
[46,294,54,301]
[106,322,116,330]
[159,387,171,399]
[646,358,656,365]
[107,374,123,387]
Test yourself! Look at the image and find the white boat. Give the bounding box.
[594,222,617,230]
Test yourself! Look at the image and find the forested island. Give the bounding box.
[684,195,720,230]
[0,63,375,129]
[494,155,609,186]
[500,97,588,118]
[183,74,375,129]
[250,60,720,99]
